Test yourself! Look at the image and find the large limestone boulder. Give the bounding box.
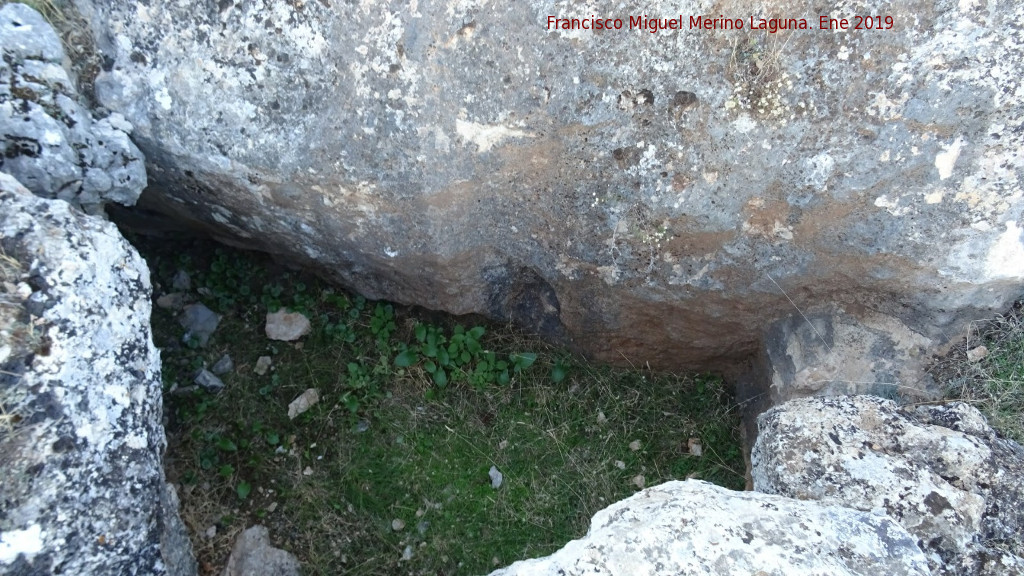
[488,479,931,576]
[752,396,1024,575]
[0,3,147,212]
[0,173,195,575]
[68,0,1024,386]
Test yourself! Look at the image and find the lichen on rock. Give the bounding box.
[0,3,146,213]
[0,173,194,575]
[752,395,1024,575]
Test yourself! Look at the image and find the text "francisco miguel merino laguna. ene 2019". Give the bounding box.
[546,14,895,33]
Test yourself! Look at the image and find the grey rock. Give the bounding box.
[156,292,186,310]
[194,368,225,392]
[0,173,195,575]
[265,309,311,342]
[752,396,1024,575]
[171,269,191,291]
[489,479,930,576]
[222,526,301,576]
[161,484,200,576]
[211,353,234,375]
[488,465,503,489]
[70,0,1024,383]
[180,303,219,347]
[0,3,146,212]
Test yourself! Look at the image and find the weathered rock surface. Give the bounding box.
[71,0,1024,385]
[752,396,1024,575]
[489,479,931,576]
[0,173,195,575]
[222,526,301,576]
[0,3,146,212]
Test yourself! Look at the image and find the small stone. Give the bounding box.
[417,520,429,535]
[966,345,989,362]
[302,466,313,476]
[194,369,225,392]
[211,353,234,375]
[156,292,185,310]
[171,269,191,291]
[687,437,703,457]
[392,518,406,531]
[287,388,319,420]
[265,309,311,341]
[180,303,219,346]
[355,419,370,432]
[223,526,300,576]
[498,439,509,450]
[632,474,645,489]
[266,502,278,513]
[629,440,641,451]
[615,460,626,469]
[254,356,272,375]
[597,410,607,424]
[401,545,413,561]
[489,465,503,489]
[205,525,217,539]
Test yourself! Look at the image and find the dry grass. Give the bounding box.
[930,300,1024,443]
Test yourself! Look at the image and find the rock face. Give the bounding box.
[752,396,1024,575]
[489,479,931,576]
[0,173,195,575]
[70,0,1024,388]
[0,3,147,213]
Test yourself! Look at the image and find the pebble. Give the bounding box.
[211,353,234,375]
[194,369,225,392]
[632,474,645,489]
[629,440,641,451]
[171,269,191,291]
[287,388,319,420]
[967,345,989,362]
[180,303,219,346]
[687,437,703,457]
[265,309,312,341]
[489,465,503,489]
[392,518,406,531]
[254,356,272,375]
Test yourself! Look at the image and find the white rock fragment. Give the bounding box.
[687,437,703,457]
[966,345,989,362]
[628,440,641,451]
[254,355,272,375]
[287,388,319,420]
[392,518,405,531]
[489,465,503,489]
[265,309,311,341]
